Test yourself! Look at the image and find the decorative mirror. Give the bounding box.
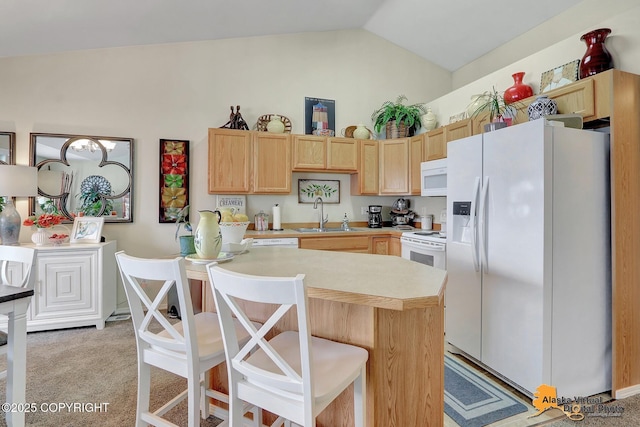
[30,133,134,223]
[0,132,16,165]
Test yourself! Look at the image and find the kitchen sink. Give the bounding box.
[294,227,362,233]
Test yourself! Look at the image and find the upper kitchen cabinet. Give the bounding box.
[446,118,473,142]
[208,128,252,193]
[326,137,358,171]
[350,139,378,195]
[252,132,291,193]
[409,135,423,195]
[379,138,410,195]
[423,127,446,160]
[208,128,290,194]
[292,135,357,172]
[292,135,325,170]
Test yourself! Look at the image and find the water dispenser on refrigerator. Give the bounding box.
[452,201,472,244]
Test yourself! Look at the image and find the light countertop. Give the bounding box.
[186,247,447,311]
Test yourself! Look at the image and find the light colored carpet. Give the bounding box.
[0,319,223,426]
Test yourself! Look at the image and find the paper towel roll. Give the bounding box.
[272,204,282,230]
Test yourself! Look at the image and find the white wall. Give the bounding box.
[427,1,640,123]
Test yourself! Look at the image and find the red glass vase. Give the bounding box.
[503,72,533,104]
[579,28,614,79]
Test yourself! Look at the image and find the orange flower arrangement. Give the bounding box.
[23,213,66,229]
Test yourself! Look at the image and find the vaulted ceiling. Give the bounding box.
[0,0,584,71]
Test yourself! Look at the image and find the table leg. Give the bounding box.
[6,300,30,427]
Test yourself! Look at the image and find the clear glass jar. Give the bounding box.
[254,210,269,231]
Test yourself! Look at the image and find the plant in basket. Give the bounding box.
[371,95,427,139]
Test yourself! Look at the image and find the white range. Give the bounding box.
[400,231,446,270]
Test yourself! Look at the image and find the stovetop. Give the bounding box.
[401,230,447,243]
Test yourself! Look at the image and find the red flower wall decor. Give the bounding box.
[159,139,189,223]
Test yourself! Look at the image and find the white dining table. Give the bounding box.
[0,285,34,427]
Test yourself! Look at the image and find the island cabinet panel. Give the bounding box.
[326,137,358,171]
[208,128,251,193]
[187,248,447,426]
[379,138,410,195]
[252,132,291,193]
[351,140,379,195]
[292,134,326,170]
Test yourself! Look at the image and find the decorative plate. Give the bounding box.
[255,114,292,133]
[185,252,234,264]
[80,175,112,195]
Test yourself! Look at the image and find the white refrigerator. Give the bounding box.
[446,119,611,398]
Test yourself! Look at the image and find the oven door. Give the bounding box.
[401,238,446,269]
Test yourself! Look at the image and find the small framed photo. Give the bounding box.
[540,59,580,93]
[298,179,340,203]
[70,216,104,243]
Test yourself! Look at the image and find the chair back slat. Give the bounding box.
[116,251,197,355]
[0,246,36,290]
[207,264,311,396]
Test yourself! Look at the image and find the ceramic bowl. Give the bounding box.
[219,221,250,244]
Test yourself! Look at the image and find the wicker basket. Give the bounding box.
[255,114,292,133]
[344,125,375,139]
[385,121,409,139]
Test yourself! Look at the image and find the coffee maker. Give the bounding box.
[368,205,382,228]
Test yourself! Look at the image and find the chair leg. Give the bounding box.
[353,366,366,427]
[200,371,210,418]
[188,374,201,427]
[137,362,151,427]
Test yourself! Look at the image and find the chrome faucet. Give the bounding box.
[313,197,328,231]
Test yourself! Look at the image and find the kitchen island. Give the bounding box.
[186,247,447,427]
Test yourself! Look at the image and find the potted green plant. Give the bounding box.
[371,95,427,138]
[468,87,519,132]
[174,206,195,256]
[77,189,114,216]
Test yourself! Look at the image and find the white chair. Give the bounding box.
[206,264,368,427]
[115,251,260,427]
[0,245,36,380]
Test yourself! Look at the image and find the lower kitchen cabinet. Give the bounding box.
[1,241,117,332]
[299,235,370,253]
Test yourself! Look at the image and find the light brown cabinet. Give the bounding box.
[327,137,358,171]
[350,140,379,195]
[409,135,423,194]
[299,235,370,253]
[208,128,252,193]
[292,135,357,172]
[446,118,473,142]
[253,132,291,193]
[378,138,410,195]
[291,135,325,170]
[423,127,446,160]
[208,128,290,194]
[370,236,401,256]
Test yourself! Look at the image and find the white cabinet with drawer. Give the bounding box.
[1,241,117,332]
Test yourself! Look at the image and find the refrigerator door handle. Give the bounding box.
[470,176,481,272]
[479,176,489,273]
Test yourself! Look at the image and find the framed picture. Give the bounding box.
[540,60,580,93]
[70,216,104,243]
[298,179,340,203]
[304,97,336,135]
[159,139,189,223]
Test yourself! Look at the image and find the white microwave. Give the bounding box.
[421,159,447,196]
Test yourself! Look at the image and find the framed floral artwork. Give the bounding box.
[298,179,340,203]
[159,139,189,223]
